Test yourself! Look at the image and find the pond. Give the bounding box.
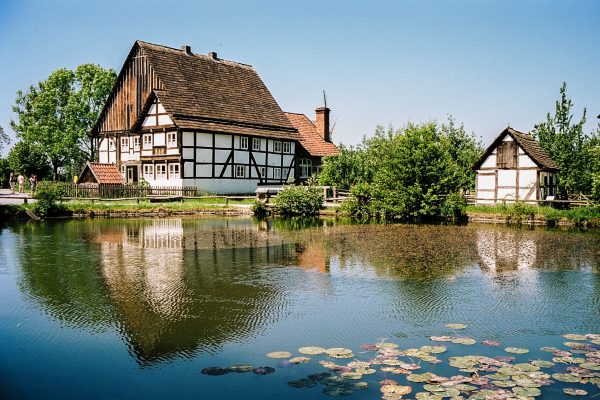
[0,217,599,399]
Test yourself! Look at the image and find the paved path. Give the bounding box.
[0,189,36,205]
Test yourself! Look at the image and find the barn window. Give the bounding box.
[235,165,245,178]
[252,138,261,151]
[274,141,282,153]
[240,137,248,150]
[283,142,291,154]
[167,132,177,148]
[496,141,517,169]
[300,158,312,178]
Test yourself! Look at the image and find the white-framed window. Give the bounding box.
[240,136,248,150]
[133,136,140,151]
[121,137,129,150]
[167,132,177,147]
[143,164,154,179]
[143,134,153,149]
[235,165,245,178]
[168,163,180,179]
[273,167,281,180]
[274,141,282,153]
[120,165,126,177]
[259,166,266,178]
[282,168,290,181]
[283,142,291,154]
[252,138,261,151]
[300,158,312,178]
[155,164,167,179]
[109,139,115,151]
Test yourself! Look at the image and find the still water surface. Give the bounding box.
[0,218,599,399]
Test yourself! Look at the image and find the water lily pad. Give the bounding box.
[267,351,292,359]
[514,378,542,388]
[579,362,600,370]
[454,383,477,392]
[201,367,229,376]
[512,386,541,397]
[407,372,437,382]
[564,334,588,341]
[340,371,362,380]
[226,364,253,373]
[325,348,354,358]
[347,361,370,369]
[415,393,443,400]
[381,384,412,395]
[515,363,540,372]
[445,323,468,330]
[531,360,555,368]
[540,346,559,352]
[505,347,529,354]
[322,386,353,396]
[430,335,453,342]
[355,368,376,375]
[252,366,275,375]
[420,345,447,354]
[552,373,581,383]
[289,356,311,364]
[564,388,588,396]
[287,378,317,389]
[482,339,501,346]
[350,381,368,390]
[493,380,516,387]
[298,346,326,355]
[451,337,476,345]
[376,342,399,349]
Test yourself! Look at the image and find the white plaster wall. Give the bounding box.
[234,151,249,164]
[519,188,535,200]
[503,136,513,142]
[182,178,259,194]
[215,134,230,148]
[121,152,131,162]
[267,140,273,152]
[158,115,172,125]
[99,138,108,151]
[196,164,212,177]
[498,170,517,186]
[184,162,194,177]
[182,132,194,146]
[99,151,108,163]
[518,154,537,168]
[194,148,211,162]
[497,188,517,200]
[222,165,231,177]
[182,148,194,160]
[477,174,495,190]
[290,142,296,153]
[142,116,153,127]
[145,177,183,187]
[197,132,212,147]
[214,150,229,163]
[478,191,496,199]
[283,154,294,165]
[166,147,179,155]
[268,156,281,167]
[518,169,537,188]
[481,153,496,169]
[254,153,266,164]
[154,132,165,146]
[108,151,116,164]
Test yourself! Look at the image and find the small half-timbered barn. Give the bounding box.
[284,107,339,182]
[472,127,559,205]
[91,41,300,194]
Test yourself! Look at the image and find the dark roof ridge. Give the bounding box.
[136,40,254,69]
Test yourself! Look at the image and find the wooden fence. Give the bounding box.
[464,193,596,208]
[45,183,201,199]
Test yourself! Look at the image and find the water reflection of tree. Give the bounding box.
[16,218,296,366]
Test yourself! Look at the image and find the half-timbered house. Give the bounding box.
[92,41,301,194]
[472,127,559,204]
[284,107,339,181]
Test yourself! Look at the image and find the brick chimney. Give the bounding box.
[315,107,330,142]
[181,45,192,55]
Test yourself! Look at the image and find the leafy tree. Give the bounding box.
[532,82,598,195]
[0,125,10,153]
[439,117,483,190]
[319,143,372,189]
[0,158,10,188]
[7,141,52,178]
[10,65,116,180]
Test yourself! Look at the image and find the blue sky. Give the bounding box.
[1,0,599,155]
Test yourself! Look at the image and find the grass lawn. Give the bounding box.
[61,197,255,212]
[466,203,600,226]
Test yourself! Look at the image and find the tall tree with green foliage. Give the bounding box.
[319,143,372,190]
[0,125,10,153]
[532,82,598,195]
[10,64,116,180]
[7,141,52,178]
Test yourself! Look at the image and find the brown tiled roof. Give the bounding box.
[136,41,297,139]
[284,112,339,157]
[80,162,125,185]
[473,127,559,170]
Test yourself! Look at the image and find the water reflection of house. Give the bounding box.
[95,218,295,364]
[476,229,536,273]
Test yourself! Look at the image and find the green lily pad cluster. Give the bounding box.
[202,329,600,398]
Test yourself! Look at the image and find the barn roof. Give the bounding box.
[130,41,297,139]
[472,127,559,171]
[284,112,339,157]
[78,162,125,185]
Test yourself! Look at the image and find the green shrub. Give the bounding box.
[251,200,268,216]
[32,183,65,216]
[273,184,323,216]
[440,192,467,218]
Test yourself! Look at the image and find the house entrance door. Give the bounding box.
[126,166,138,183]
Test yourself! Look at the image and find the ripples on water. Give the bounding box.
[0,218,599,398]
